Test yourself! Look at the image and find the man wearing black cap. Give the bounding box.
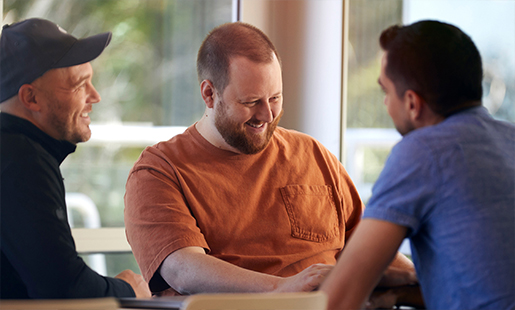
[0,18,150,299]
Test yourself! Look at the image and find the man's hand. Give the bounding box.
[365,257,422,309]
[366,285,425,309]
[116,269,152,298]
[366,287,399,309]
[275,264,333,292]
[376,265,418,288]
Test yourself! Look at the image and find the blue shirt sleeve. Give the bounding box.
[363,135,439,237]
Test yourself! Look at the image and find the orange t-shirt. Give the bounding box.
[124,125,363,293]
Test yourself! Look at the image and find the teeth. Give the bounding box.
[81,113,89,117]
[247,122,264,128]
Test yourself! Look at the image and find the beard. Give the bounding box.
[47,96,91,144]
[214,100,283,154]
[395,119,416,136]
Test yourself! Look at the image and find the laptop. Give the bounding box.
[118,296,188,309]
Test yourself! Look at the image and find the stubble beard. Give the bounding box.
[214,100,283,154]
[47,98,91,144]
[395,119,416,136]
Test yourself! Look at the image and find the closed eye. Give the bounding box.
[74,82,87,92]
[243,100,259,106]
[270,95,282,103]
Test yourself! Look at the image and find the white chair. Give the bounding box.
[180,291,327,310]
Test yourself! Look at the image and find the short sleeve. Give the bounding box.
[124,148,209,292]
[363,136,439,236]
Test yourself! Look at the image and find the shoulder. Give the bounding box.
[394,117,462,158]
[1,132,64,209]
[272,127,341,165]
[1,130,55,169]
[273,127,331,153]
[274,126,316,141]
[271,127,343,173]
[134,126,194,162]
[128,126,199,179]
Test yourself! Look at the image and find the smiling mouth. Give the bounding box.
[246,122,264,128]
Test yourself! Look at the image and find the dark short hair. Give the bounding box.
[379,20,483,116]
[197,22,281,93]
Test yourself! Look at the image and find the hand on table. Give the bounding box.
[376,265,417,288]
[364,265,423,309]
[366,285,425,309]
[274,264,333,292]
[116,269,152,298]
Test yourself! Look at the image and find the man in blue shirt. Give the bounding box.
[321,20,515,309]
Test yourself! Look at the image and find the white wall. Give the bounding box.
[241,0,344,160]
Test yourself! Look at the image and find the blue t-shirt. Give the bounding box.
[364,107,515,310]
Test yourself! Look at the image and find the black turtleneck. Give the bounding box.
[0,112,135,299]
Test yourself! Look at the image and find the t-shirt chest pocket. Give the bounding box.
[280,184,340,242]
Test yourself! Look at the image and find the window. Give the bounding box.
[345,0,403,204]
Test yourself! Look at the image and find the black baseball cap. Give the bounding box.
[0,18,112,102]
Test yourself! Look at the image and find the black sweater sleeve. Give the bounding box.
[0,147,135,299]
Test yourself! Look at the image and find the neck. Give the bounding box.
[195,114,241,154]
[443,100,482,117]
[413,103,446,130]
[1,98,33,122]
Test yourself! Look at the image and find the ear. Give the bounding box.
[404,90,424,121]
[18,84,42,112]
[200,80,216,109]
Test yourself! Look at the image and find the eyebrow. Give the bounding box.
[241,91,282,102]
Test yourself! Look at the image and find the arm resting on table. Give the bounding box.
[321,219,414,310]
[159,246,333,295]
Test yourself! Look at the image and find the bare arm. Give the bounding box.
[159,246,333,295]
[320,219,408,310]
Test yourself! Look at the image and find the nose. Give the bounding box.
[87,82,101,104]
[256,100,274,123]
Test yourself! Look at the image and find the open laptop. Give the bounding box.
[118,296,188,309]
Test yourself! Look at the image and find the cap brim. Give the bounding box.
[53,31,112,68]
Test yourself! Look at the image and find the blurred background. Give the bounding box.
[2,0,514,276]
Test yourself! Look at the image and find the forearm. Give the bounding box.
[320,219,407,310]
[159,247,282,294]
[159,247,333,295]
[322,246,390,309]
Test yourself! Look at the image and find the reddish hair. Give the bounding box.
[197,22,281,93]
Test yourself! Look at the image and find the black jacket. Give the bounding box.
[0,112,135,299]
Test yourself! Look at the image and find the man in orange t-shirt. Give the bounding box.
[124,22,416,303]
